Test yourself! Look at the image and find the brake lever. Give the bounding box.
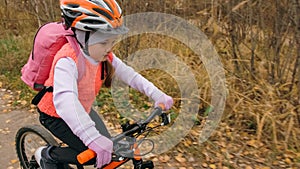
[114,140,131,150]
[111,149,133,161]
[113,140,135,159]
[160,113,171,126]
[111,154,124,161]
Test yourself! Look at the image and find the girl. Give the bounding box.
[34,0,173,169]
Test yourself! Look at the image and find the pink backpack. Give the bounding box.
[21,22,81,91]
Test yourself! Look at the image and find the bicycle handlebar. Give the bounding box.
[77,104,167,164]
[111,105,164,143]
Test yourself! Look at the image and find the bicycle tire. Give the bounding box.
[15,125,59,169]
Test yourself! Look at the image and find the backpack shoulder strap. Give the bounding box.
[64,29,86,81]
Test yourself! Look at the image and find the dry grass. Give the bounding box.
[1,0,300,168]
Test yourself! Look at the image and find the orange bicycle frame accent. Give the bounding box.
[77,143,141,169]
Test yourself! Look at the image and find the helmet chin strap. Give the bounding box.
[101,61,107,80]
[73,29,90,56]
[83,31,90,56]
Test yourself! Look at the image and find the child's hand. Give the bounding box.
[88,136,113,168]
[154,94,173,110]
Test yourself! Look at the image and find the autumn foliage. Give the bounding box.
[0,0,300,168]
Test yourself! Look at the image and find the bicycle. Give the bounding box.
[15,105,170,169]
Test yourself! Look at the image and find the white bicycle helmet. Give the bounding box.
[60,0,127,33]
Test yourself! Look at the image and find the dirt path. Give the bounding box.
[0,89,40,169]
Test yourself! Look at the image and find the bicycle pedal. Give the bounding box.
[142,161,154,168]
[134,160,154,169]
[29,156,39,169]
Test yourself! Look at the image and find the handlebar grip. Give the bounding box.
[77,149,96,164]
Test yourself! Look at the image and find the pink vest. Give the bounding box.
[38,43,112,117]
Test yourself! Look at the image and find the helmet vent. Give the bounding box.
[81,19,106,25]
[64,9,82,18]
[93,8,113,20]
[66,3,80,8]
[102,0,113,14]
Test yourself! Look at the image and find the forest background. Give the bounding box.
[0,0,300,168]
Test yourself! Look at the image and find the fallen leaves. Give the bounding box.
[246,139,264,148]
[0,86,299,169]
[151,122,300,169]
[1,89,14,113]
[0,88,36,113]
[175,153,187,163]
[158,154,170,163]
[208,164,217,169]
[10,159,18,164]
[0,128,11,134]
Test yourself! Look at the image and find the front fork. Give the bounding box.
[121,122,154,169]
[131,137,154,169]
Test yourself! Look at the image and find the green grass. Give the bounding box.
[0,33,36,103]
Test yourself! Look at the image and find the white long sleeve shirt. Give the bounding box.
[53,53,164,146]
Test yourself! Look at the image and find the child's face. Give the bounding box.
[88,36,117,62]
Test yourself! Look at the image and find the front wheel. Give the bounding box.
[15,125,59,169]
